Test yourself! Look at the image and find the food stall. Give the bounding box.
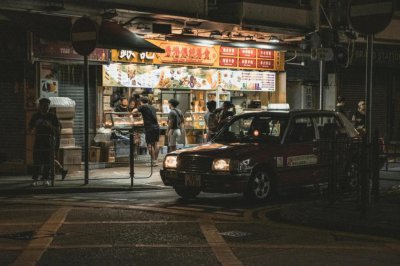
[100,40,285,150]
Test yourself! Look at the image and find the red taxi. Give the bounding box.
[160,110,362,201]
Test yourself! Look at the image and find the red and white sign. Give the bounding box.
[239,48,257,58]
[257,59,274,69]
[239,58,257,68]
[219,57,238,67]
[220,46,238,57]
[258,49,275,59]
[349,0,394,35]
[71,17,98,56]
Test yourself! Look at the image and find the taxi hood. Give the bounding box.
[173,142,268,158]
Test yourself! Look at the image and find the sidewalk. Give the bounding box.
[0,163,165,195]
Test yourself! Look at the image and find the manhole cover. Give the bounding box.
[220,231,252,237]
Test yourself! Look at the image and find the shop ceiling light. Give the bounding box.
[181,27,194,35]
[210,30,223,39]
[269,36,280,43]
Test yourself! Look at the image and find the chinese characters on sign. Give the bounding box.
[103,64,276,91]
[111,41,284,71]
[158,42,217,66]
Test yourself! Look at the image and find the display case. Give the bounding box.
[104,112,143,133]
[157,112,169,130]
[184,111,206,130]
[206,91,231,107]
[183,111,206,145]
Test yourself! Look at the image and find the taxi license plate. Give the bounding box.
[184,174,201,187]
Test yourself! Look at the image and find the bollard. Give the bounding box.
[328,129,337,204]
[129,130,135,187]
[372,128,380,201]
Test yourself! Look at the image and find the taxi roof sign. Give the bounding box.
[267,103,290,110]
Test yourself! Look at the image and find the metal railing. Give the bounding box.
[27,129,166,187]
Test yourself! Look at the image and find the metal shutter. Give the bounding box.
[0,65,25,161]
[338,67,388,138]
[57,64,97,152]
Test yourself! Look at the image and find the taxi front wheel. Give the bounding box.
[244,169,274,202]
[174,186,201,199]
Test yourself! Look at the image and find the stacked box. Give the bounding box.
[58,147,81,173]
[56,106,75,148]
[89,146,101,162]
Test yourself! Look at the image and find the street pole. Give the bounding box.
[319,60,324,110]
[84,55,89,185]
[361,34,373,217]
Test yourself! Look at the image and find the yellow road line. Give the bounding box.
[199,219,243,266]
[11,207,71,266]
[63,220,197,224]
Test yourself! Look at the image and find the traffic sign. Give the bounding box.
[71,17,98,56]
[349,0,394,35]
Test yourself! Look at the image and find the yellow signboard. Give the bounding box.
[111,40,285,71]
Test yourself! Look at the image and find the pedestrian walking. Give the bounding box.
[28,98,60,186]
[352,100,366,134]
[204,100,218,141]
[167,98,184,152]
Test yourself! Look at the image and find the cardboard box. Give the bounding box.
[100,147,115,162]
[59,138,75,148]
[89,146,101,162]
[60,128,73,139]
[59,119,74,129]
[59,147,81,173]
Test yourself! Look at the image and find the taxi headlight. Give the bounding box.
[212,159,231,171]
[164,155,177,169]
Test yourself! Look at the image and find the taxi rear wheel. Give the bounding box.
[244,169,273,202]
[174,186,201,199]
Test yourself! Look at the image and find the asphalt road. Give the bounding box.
[1,186,400,266]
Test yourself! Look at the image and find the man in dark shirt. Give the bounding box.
[28,98,60,186]
[131,96,160,166]
[167,98,184,152]
[115,97,129,113]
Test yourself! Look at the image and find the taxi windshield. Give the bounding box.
[213,115,288,143]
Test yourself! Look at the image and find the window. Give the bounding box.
[313,115,346,139]
[285,117,315,143]
[214,115,287,143]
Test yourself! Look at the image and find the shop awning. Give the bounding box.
[2,11,164,53]
[98,20,164,53]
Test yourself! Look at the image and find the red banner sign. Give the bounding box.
[239,58,257,68]
[239,48,257,58]
[156,42,217,66]
[219,57,238,67]
[220,46,238,57]
[257,59,275,69]
[258,49,275,59]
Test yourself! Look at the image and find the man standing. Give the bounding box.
[204,100,218,141]
[131,96,160,166]
[167,98,184,152]
[114,97,129,112]
[29,98,60,186]
[335,96,351,119]
[352,100,366,134]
